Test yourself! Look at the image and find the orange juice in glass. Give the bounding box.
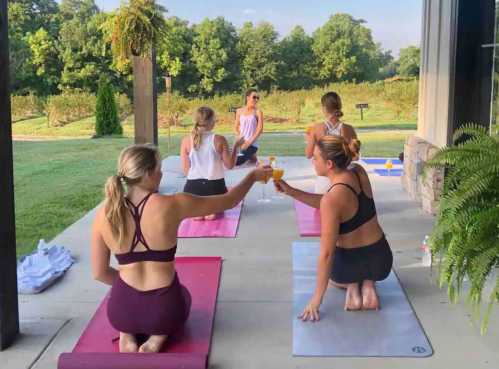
[269,155,276,168]
[273,168,284,181]
[384,159,393,170]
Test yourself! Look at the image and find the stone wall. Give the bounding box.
[402,134,444,215]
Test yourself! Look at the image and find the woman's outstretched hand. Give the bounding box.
[274,179,293,196]
[252,165,273,183]
[299,297,321,322]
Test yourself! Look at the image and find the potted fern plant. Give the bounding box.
[425,124,499,334]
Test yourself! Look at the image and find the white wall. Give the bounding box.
[417,0,458,147]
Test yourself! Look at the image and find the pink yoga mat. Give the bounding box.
[178,202,243,238]
[58,257,222,369]
[294,200,321,237]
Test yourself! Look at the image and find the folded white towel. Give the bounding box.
[18,239,75,294]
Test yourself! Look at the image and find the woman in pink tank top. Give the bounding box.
[235,89,264,166]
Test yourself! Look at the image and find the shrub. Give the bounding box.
[116,93,133,121]
[46,92,96,127]
[157,93,190,128]
[95,81,122,136]
[11,94,45,122]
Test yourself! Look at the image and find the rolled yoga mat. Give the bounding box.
[294,200,321,237]
[292,242,433,357]
[361,158,402,165]
[58,256,222,369]
[178,202,243,238]
[374,168,403,177]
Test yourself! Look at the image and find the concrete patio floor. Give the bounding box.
[3,156,498,369]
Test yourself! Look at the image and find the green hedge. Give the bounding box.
[46,92,96,127]
[11,94,45,122]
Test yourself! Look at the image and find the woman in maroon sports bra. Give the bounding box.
[91,144,271,353]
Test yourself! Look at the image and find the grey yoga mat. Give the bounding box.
[292,242,433,357]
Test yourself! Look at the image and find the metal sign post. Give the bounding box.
[355,103,369,120]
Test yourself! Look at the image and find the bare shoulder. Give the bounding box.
[321,185,349,207]
[214,134,228,144]
[92,205,107,231]
[341,123,357,139]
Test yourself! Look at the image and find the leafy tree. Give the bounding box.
[157,17,197,95]
[190,17,240,95]
[312,13,384,83]
[26,28,61,94]
[397,46,420,77]
[95,79,121,136]
[8,0,60,94]
[378,50,397,80]
[277,26,315,90]
[58,1,120,92]
[238,22,279,91]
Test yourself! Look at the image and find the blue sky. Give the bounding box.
[87,0,423,56]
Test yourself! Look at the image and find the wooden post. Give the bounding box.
[133,48,158,145]
[0,0,20,350]
[163,76,172,154]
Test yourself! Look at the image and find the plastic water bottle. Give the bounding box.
[421,235,432,267]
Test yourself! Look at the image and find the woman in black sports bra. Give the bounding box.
[91,144,272,353]
[275,135,393,320]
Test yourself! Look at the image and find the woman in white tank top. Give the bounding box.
[235,88,264,166]
[305,92,359,193]
[181,106,243,220]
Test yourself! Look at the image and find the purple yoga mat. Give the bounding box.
[58,353,205,369]
[58,257,222,369]
[178,202,243,238]
[294,200,321,237]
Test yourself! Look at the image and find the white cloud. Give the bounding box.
[243,8,256,15]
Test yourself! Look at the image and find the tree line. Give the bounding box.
[8,0,420,97]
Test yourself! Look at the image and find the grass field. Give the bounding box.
[13,131,409,256]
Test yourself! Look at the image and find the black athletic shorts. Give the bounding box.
[183,178,228,196]
[331,235,393,284]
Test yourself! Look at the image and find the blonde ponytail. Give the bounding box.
[192,106,215,150]
[349,139,361,161]
[104,144,160,246]
[104,175,128,244]
[192,123,202,150]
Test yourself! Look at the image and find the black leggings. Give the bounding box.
[236,145,258,166]
[183,178,228,196]
[331,235,393,284]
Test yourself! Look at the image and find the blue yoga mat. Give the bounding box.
[374,168,403,177]
[292,242,433,357]
[362,158,402,165]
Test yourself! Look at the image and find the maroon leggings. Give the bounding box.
[107,273,191,336]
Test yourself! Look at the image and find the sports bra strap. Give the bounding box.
[124,192,155,252]
[328,182,358,196]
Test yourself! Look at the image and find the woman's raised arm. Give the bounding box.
[174,167,272,219]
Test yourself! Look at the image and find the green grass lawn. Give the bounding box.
[13,131,409,257]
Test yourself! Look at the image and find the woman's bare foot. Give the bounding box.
[361,280,380,310]
[138,335,168,353]
[328,279,348,289]
[204,213,218,221]
[344,283,362,311]
[119,332,138,353]
[193,216,205,221]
